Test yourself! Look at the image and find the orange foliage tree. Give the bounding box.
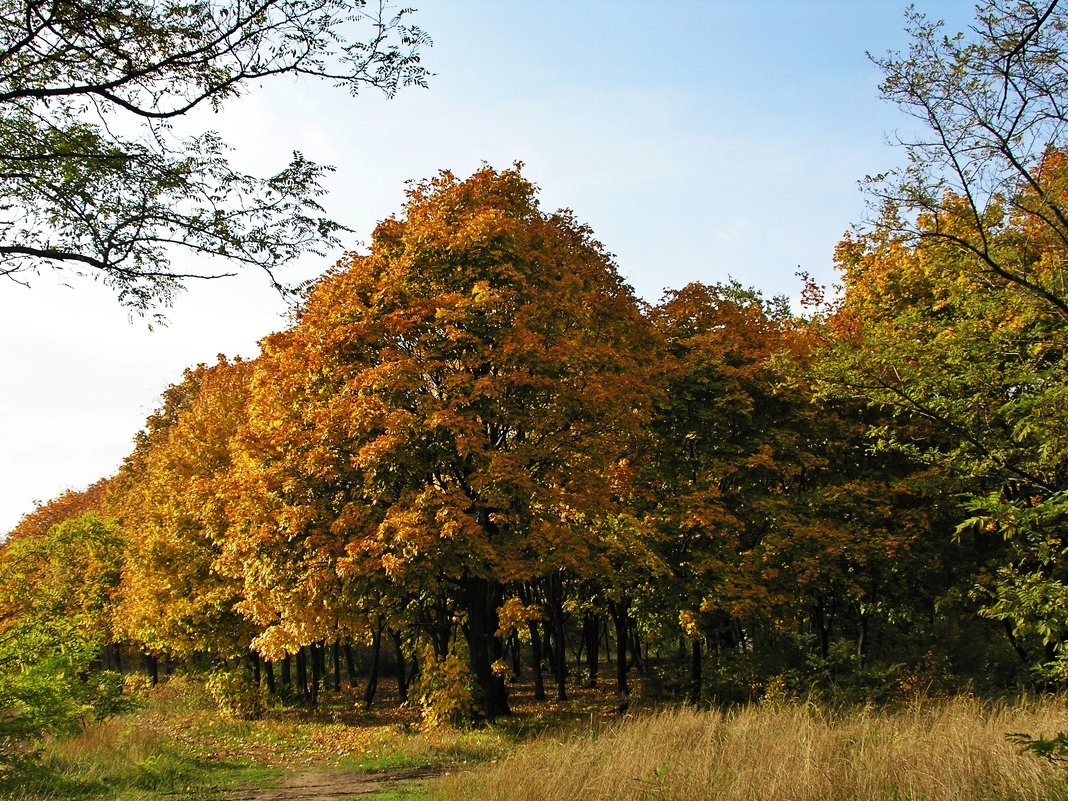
[648,282,955,698]
[111,357,255,663]
[4,479,111,542]
[227,165,661,719]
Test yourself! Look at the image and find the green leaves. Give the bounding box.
[0,0,429,308]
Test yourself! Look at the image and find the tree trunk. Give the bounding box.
[584,611,600,687]
[546,572,568,701]
[690,639,702,706]
[629,622,644,674]
[144,653,159,686]
[249,651,261,685]
[264,660,276,694]
[344,643,358,689]
[527,619,546,701]
[509,632,522,678]
[332,641,342,692]
[461,574,510,720]
[281,654,292,688]
[389,628,408,701]
[856,609,871,661]
[812,597,834,662]
[296,647,308,701]
[363,621,383,709]
[608,597,630,699]
[309,643,321,707]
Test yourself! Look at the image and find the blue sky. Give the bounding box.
[0,1,973,532]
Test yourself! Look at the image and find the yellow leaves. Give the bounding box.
[495,596,543,636]
[678,610,700,638]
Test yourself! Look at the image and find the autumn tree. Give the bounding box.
[229,165,660,720]
[823,187,1068,678]
[777,0,1068,689]
[112,357,255,663]
[3,478,110,542]
[0,0,429,309]
[647,282,962,700]
[870,0,1068,318]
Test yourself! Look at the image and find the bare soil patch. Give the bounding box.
[224,766,441,801]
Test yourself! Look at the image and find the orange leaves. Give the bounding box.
[260,165,653,569]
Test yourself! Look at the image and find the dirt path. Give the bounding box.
[222,766,442,801]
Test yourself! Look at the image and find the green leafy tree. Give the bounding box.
[0,0,429,309]
[825,198,1068,678]
[0,513,125,753]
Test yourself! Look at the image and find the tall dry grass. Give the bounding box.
[434,696,1068,801]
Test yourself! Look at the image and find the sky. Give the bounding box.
[0,0,974,534]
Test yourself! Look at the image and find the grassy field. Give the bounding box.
[432,696,1068,801]
[5,678,1068,801]
[1,675,507,800]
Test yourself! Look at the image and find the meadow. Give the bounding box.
[5,676,1068,801]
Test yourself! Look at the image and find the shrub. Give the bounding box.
[205,667,266,720]
[412,645,480,729]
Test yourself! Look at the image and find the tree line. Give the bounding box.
[5,0,1068,740]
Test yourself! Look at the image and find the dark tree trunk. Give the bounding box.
[332,641,342,692]
[281,654,292,688]
[249,651,261,685]
[264,660,276,694]
[584,611,600,687]
[629,622,644,674]
[363,621,383,709]
[389,628,408,702]
[509,632,522,678]
[546,572,567,701]
[309,643,322,707]
[422,598,453,659]
[144,653,159,686]
[461,574,510,721]
[856,608,871,661]
[812,597,834,662]
[344,643,358,689]
[608,597,631,699]
[690,639,702,706]
[296,647,308,701]
[527,619,546,701]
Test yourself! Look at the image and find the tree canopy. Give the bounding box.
[0,0,429,309]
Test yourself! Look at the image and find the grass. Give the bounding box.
[0,675,506,800]
[7,675,1068,801]
[429,695,1068,801]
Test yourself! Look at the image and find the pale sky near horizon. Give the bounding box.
[0,1,973,534]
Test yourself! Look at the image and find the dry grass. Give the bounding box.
[432,696,1068,801]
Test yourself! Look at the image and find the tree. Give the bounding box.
[228,165,661,720]
[647,282,965,699]
[825,196,1068,678]
[870,0,1068,318]
[112,357,255,660]
[3,478,110,541]
[0,512,126,753]
[0,0,429,309]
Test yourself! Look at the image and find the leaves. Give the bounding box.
[0,0,429,308]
